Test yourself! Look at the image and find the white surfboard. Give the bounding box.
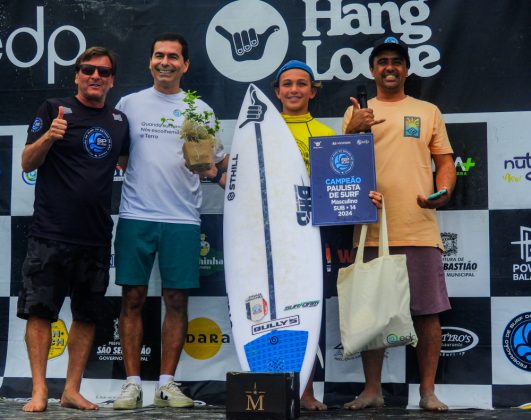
[223,84,323,395]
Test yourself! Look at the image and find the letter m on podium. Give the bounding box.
[245,383,265,411]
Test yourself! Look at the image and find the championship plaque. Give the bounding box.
[309,133,377,225]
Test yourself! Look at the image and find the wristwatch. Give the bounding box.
[208,167,222,183]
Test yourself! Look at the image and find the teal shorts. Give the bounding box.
[114,218,200,289]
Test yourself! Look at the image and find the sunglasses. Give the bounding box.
[78,64,113,78]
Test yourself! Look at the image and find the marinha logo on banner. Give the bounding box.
[309,134,377,225]
[199,233,224,276]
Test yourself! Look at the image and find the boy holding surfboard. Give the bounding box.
[205,60,334,411]
[273,59,333,411]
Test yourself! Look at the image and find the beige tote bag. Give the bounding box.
[337,199,417,356]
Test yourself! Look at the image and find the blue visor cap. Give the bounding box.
[274,60,318,85]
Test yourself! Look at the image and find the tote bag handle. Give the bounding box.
[354,196,390,265]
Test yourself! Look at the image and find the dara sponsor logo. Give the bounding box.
[502,312,531,372]
[510,226,531,280]
[440,326,479,357]
[184,317,230,360]
[502,152,531,183]
[441,232,478,278]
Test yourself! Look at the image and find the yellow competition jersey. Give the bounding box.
[282,113,336,174]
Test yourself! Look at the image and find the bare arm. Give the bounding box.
[417,153,456,209]
[22,106,67,172]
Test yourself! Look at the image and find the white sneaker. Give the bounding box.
[154,381,193,408]
[113,381,143,410]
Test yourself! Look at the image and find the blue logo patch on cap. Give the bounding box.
[384,36,400,44]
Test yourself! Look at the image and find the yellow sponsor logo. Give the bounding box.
[183,317,229,360]
[48,319,68,360]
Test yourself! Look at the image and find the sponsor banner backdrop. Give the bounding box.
[0,0,530,408]
[175,296,240,381]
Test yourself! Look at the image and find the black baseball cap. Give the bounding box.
[369,36,410,69]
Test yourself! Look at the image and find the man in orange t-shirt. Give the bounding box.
[342,36,456,412]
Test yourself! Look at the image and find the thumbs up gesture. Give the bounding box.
[48,106,67,141]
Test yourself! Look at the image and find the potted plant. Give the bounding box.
[179,90,220,172]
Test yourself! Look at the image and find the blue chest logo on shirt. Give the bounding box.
[404,116,421,138]
[31,117,43,133]
[83,127,112,158]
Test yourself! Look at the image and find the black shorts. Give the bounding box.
[17,236,110,322]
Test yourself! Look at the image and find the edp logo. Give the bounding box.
[0,6,86,84]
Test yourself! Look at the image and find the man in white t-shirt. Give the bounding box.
[112,32,227,410]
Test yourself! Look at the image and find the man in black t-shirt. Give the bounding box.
[17,46,129,412]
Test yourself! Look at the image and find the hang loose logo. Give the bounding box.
[215,25,280,62]
[239,86,267,128]
[206,0,288,82]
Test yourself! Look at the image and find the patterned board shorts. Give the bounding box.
[17,236,110,322]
